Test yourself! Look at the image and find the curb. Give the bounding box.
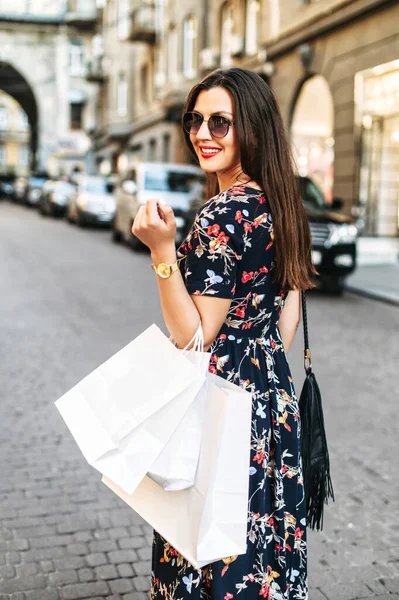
[345,284,399,307]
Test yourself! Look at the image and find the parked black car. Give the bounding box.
[38,180,76,217]
[300,176,357,294]
[0,176,14,199]
[25,174,49,207]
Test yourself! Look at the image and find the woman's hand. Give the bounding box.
[132,199,176,254]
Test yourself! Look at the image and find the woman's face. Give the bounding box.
[190,87,241,177]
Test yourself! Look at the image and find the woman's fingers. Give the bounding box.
[145,199,163,224]
[158,203,174,225]
[132,206,145,234]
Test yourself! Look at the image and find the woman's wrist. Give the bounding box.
[151,244,177,266]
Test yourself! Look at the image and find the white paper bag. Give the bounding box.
[103,374,252,569]
[148,351,209,491]
[55,324,210,494]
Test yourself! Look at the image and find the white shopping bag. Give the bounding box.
[103,374,252,569]
[148,352,209,491]
[55,324,210,494]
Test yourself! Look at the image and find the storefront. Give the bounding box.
[355,59,399,237]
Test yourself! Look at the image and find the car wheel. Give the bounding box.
[77,212,86,228]
[112,225,122,243]
[323,276,344,296]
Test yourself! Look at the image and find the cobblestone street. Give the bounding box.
[1,202,398,600]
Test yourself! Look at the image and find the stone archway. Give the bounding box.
[290,75,335,204]
[0,61,39,170]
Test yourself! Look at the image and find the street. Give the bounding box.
[0,201,398,600]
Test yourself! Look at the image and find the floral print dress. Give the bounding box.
[151,185,308,600]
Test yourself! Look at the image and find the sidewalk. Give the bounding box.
[345,263,399,306]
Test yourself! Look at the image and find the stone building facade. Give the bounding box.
[0,0,102,176]
[258,0,399,238]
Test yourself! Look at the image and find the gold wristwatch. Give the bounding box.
[151,261,179,279]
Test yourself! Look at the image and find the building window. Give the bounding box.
[163,133,170,162]
[0,106,8,130]
[117,72,128,117]
[16,110,29,131]
[141,64,149,104]
[118,0,129,39]
[245,0,260,55]
[69,41,85,77]
[18,145,29,167]
[0,144,6,165]
[167,25,178,82]
[70,102,84,130]
[220,2,233,68]
[183,16,197,79]
[92,34,104,57]
[148,138,157,162]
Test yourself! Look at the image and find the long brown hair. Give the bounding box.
[181,68,316,291]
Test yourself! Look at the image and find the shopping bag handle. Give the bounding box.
[169,322,204,353]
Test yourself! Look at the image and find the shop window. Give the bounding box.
[356,60,399,236]
[0,105,9,131]
[245,0,260,55]
[117,72,128,117]
[183,16,197,79]
[69,40,85,77]
[167,25,178,82]
[220,2,234,68]
[0,144,6,165]
[118,0,130,39]
[291,75,334,204]
[70,102,84,130]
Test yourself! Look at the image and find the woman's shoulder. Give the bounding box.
[199,185,269,220]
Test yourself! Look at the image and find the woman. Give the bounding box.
[133,68,316,600]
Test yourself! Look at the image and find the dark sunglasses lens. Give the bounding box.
[183,113,202,134]
[209,116,230,138]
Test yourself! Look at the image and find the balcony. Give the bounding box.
[0,129,30,142]
[127,3,157,44]
[86,59,106,83]
[107,122,133,140]
[65,0,97,28]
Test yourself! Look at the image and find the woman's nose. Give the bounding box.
[196,120,212,141]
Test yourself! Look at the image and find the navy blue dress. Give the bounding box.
[151,185,308,600]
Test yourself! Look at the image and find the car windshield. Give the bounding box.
[144,170,204,193]
[299,177,327,211]
[55,182,75,193]
[30,177,47,187]
[84,179,108,194]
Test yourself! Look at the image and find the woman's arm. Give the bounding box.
[278,290,301,353]
[134,200,231,350]
[151,244,231,350]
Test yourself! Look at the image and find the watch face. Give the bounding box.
[158,263,171,278]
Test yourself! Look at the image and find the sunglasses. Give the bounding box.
[183,111,235,138]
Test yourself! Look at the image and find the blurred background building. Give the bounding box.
[0,0,398,243]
